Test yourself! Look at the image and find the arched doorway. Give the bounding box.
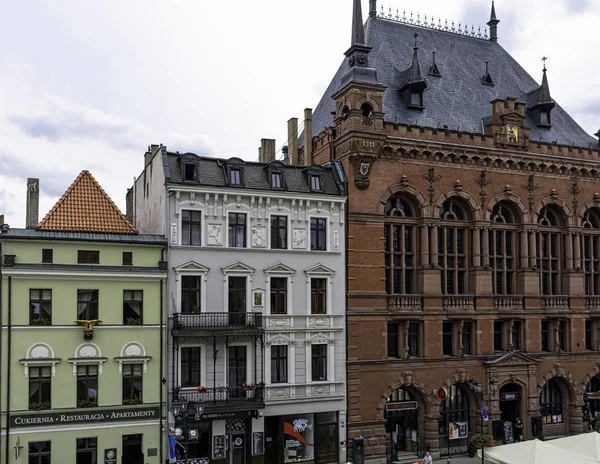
[539,378,567,437]
[499,383,523,443]
[385,387,421,460]
[438,384,471,456]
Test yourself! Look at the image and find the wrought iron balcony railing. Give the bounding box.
[172,312,263,332]
[172,385,265,408]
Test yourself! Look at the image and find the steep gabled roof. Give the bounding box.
[37,170,137,235]
[305,16,597,149]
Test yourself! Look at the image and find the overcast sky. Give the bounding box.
[1,0,598,228]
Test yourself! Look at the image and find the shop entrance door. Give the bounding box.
[390,414,418,454]
[122,434,143,464]
[315,422,338,463]
[229,433,246,464]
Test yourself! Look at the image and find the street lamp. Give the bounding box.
[171,401,189,461]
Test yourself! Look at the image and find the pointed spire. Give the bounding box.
[487,1,500,43]
[352,0,365,45]
[408,33,425,85]
[537,57,553,106]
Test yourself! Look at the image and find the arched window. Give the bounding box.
[586,375,600,420]
[438,384,470,437]
[539,379,563,424]
[385,194,417,294]
[387,387,415,403]
[361,102,374,118]
[490,202,519,295]
[440,199,470,294]
[582,208,600,295]
[537,205,564,295]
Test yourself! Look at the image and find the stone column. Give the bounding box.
[520,230,529,268]
[421,225,430,266]
[565,233,573,270]
[403,321,410,358]
[424,413,441,458]
[431,226,439,266]
[481,228,490,267]
[574,233,582,270]
[472,228,481,267]
[529,231,537,268]
[569,402,585,435]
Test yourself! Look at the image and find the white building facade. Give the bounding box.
[131,146,348,464]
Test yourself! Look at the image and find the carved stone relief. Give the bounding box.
[252,223,266,247]
[207,223,223,246]
[293,228,307,249]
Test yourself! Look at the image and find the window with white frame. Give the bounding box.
[271,345,288,384]
[311,344,327,381]
[305,264,334,316]
[270,277,288,315]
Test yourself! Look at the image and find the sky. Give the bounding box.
[0,0,599,228]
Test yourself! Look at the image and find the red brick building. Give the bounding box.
[295,0,600,461]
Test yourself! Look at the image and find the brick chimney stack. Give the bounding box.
[303,108,313,166]
[26,178,40,229]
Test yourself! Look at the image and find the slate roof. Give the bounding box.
[164,152,346,196]
[304,16,598,149]
[36,170,138,235]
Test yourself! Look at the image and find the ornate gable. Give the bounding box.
[484,350,540,366]
[304,263,335,276]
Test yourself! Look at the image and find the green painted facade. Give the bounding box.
[0,232,167,464]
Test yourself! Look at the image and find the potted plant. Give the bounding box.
[195,386,209,393]
[126,317,142,326]
[29,401,48,411]
[123,396,142,405]
[470,433,494,457]
[31,317,51,326]
[77,398,98,408]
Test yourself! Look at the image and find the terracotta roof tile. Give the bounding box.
[36,170,137,235]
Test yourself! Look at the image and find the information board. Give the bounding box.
[252,431,265,455]
[213,435,225,459]
[448,421,468,440]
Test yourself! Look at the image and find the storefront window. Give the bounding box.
[284,415,315,463]
[175,423,211,460]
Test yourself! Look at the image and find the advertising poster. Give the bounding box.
[448,421,468,440]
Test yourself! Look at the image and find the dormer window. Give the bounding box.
[410,92,422,106]
[183,163,195,182]
[540,110,549,126]
[271,172,282,189]
[229,169,241,186]
[311,175,322,191]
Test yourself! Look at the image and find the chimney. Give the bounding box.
[26,178,40,229]
[258,146,263,162]
[287,118,299,165]
[303,108,313,166]
[369,0,377,18]
[144,144,161,167]
[261,139,276,163]
[0,214,4,225]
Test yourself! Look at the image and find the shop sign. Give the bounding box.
[500,392,520,401]
[386,401,418,412]
[200,410,255,421]
[104,449,117,464]
[448,421,468,440]
[10,406,160,428]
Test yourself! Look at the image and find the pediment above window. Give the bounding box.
[484,350,540,366]
[19,343,61,377]
[114,342,152,374]
[304,263,335,277]
[173,260,210,275]
[264,262,296,276]
[222,261,255,275]
[68,343,108,375]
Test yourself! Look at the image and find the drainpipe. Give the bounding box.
[0,243,3,458]
[159,252,165,464]
[5,276,12,464]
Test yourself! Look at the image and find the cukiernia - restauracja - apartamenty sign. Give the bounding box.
[10,406,160,428]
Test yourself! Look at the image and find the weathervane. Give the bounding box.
[542,56,547,71]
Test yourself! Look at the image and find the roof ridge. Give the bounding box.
[37,170,137,235]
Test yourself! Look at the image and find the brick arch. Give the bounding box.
[538,363,579,403]
[442,368,482,407]
[580,361,600,396]
[434,189,481,221]
[357,95,382,113]
[533,197,574,226]
[377,371,433,421]
[378,184,429,218]
[485,193,528,223]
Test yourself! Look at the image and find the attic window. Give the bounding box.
[229,169,241,186]
[361,103,373,118]
[184,163,195,182]
[311,175,322,192]
[410,92,422,106]
[271,172,282,189]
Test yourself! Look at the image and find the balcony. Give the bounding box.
[494,296,524,311]
[443,295,475,311]
[541,296,570,311]
[388,294,423,311]
[171,385,265,413]
[586,296,600,311]
[172,312,263,336]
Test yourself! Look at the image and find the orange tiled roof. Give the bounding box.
[36,170,137,235]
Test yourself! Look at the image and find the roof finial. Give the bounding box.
[351,0,365,46]
[487,1,500,43]
[537,57,553,106]
[542,56,548,72]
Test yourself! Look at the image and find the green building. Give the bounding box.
[0,172,167,464]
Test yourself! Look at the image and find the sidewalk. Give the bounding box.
[435,455,493,464]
